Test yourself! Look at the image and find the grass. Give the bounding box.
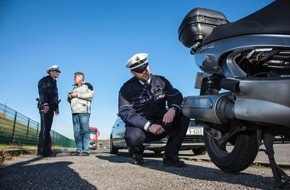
[0,144,36,150]
[0,114,39,146]
[0,144,69,162]
[0,114,75,148]
[0,144,36,162]
[251,162,263,168]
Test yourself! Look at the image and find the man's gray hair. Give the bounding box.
[74,71,85,79]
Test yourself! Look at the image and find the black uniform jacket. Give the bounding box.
[38,75,59,111]
[118,74,183,129]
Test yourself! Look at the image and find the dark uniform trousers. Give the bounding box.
[125,113,189,158]
[37,105,55,156]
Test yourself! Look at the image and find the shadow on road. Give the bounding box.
[96,151,279,190]
[0,156,97,189]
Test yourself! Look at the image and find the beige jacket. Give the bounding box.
[69,83,94,114]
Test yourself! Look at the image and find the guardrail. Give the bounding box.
[0,103,75,147]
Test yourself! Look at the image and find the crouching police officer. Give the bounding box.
[118,53,189,167]
[37,65,61,157]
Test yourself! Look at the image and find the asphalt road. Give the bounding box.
[184,143,290,168]
[0,144,289,190]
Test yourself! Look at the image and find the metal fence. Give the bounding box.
[0,103,75,147]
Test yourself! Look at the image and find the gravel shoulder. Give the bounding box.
[1,149,289,190]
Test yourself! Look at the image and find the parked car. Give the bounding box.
[110,117,206,156]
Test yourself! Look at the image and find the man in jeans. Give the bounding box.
[68,72,94,156]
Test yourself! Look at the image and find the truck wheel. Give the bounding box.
[204,128,259,173]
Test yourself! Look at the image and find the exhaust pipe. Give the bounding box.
[182,93,235,124]
[182,77,290,127]
[182,93,290,128]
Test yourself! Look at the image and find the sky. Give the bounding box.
[0,0,273,140]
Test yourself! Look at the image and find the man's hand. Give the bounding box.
[68,92,78,99]
[148,124,165,135]
[162,108,176,124]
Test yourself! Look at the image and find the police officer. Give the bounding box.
[118,53,189,167]
[37,65,61,157]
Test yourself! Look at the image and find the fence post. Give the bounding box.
[26,118,30,143]
[36,122,39,145]
[11,112,18,144]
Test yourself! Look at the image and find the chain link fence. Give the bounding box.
[0,103,75,147]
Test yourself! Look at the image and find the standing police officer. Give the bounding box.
[118,53,189,167]
[37,65,61,157]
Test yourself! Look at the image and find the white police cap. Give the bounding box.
[126,53,149,71]
[47,65,61,73]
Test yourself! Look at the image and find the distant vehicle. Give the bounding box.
[89,126,100,150]
[274,135,290,144]
[110,117,206,156]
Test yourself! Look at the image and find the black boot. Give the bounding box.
[132,154,144,165]
[163,156,185,167]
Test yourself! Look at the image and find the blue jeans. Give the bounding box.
[72,113,91,153]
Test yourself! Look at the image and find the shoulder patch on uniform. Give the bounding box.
[123,77,136,85]
[155,75,165,79]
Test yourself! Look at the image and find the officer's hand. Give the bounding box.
[43,106,49,113]
[148,124,165,135]
[55,109,59,116]
[162,108,176,124]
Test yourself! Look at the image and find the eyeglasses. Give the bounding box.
[133,67,147,74]
[52,70,60,73]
